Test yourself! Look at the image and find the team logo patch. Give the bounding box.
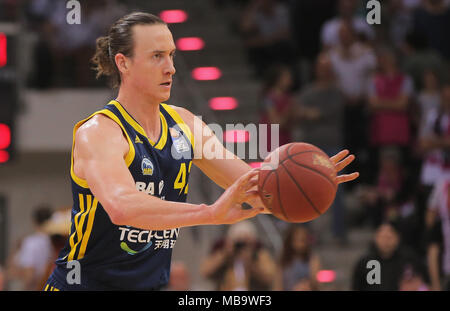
[170,127,190,153]
[141,157,154,176]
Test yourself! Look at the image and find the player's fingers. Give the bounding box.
[330,149,349,164]
[236,169,260,187]
[243,177,259,191]
[334,154,356,172]
[336,172,360,184]
[238,190,260,205]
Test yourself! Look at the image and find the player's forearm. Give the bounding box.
[106,191,213,230]
[195,152,252,190]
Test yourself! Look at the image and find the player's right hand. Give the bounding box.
[209,168,264,225]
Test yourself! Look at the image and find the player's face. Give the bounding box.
[128,24,176,103]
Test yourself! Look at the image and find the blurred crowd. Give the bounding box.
[216,0,450,291]
[1,205,69,291]
[0,0,449,291]
[23,0,127,88]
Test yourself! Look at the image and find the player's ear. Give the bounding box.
[115,53,130,74]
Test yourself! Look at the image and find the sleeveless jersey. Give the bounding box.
[50,100,194,290]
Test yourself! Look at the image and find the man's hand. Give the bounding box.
[330,149,359,184]
[209,169,265,224]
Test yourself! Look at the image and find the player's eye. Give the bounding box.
[153,53,162,59]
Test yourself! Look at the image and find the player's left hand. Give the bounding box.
[330,149,359,184]
[244,175,272,214]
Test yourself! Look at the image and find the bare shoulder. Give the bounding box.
[169,105,208,131]
[169,105,195,123]
[75,114,128,155]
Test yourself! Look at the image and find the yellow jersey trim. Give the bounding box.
[160,103,195,151]
[110,100,168,150]
[70,109,136,189]
[77,197,98,260]
[66,194,98,261]
[67,194,88,261]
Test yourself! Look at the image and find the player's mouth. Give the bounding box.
[160,81,172,88]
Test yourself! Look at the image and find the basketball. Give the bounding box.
[258,143,337,223]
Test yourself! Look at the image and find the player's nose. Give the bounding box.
[164,59,176,76]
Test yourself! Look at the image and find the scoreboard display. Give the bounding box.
[0,25,18,164]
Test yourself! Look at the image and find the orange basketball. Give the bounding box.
[258,143,337,223]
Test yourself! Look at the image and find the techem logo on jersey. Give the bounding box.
[141,157,154,175]
[120,240,153,255]
[118,226,180,255]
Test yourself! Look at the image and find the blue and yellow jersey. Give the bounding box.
[49,100,194,290]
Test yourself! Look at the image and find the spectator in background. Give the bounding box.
[352,222,425,290]
[26,0,126,88]
[361,147,405,228]
[412,0,450,60]
[37,233,67,290]
[258,64,297,152]
[6,205,53,290]
[166,261,191,291]
[299,53,347,244]
[367,48,414,183]
[418,83,450,189]
[398,263,430,291]
[34,207,71,290]
[361,145,424,253]
[25,0,56,88]
[200,220,276,291]
[320,0,375,50]
[383,0,419,50]
[329,21,377,182]
[426,177,450,290]
[239,0,296,77]
[258,63,319,154]
[417,70,442,134]
[273,225,321,291]
[401,31,448,90]
[288,0,336,84]
[50,0,125,87]
[300,53,344,159]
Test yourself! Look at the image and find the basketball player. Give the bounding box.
[43,12,358,291]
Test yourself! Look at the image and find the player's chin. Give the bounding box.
[157,90,171,102]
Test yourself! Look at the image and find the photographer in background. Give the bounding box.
[200,220,276,290]
[6,205,53,290]
[273,225,321,291]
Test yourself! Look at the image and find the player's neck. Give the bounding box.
[115,89,161,141]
